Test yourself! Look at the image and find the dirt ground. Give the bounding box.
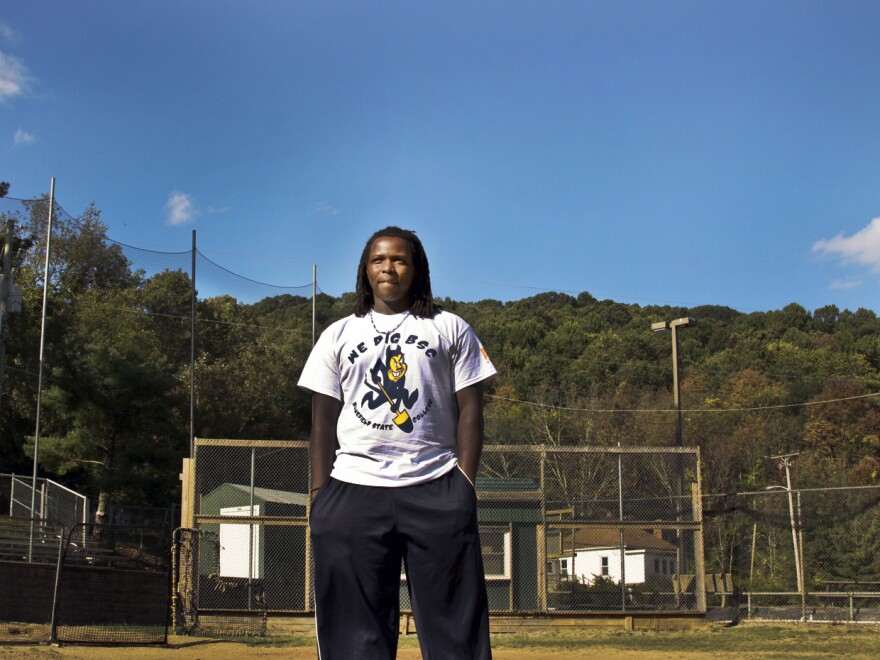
[0,641,749,660]
[3,625,880,659]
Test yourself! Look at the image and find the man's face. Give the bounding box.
[366,236,415,314]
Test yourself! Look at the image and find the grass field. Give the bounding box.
[2,623,880,659]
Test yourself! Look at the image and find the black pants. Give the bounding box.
[309,466,492,659]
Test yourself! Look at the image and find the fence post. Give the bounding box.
[617,447,626,612]
[537,446,547,612]
[49,523,70,643]
[693,482,707,613]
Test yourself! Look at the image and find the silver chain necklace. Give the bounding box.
[369,309,410,337]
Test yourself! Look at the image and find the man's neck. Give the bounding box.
[372,301,412,315]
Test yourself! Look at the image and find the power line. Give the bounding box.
[196,250,312,290]
[105,304,312,335]
[0,196,772,310]
[486,390,880,414]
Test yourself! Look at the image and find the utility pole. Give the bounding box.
[0,219,14,413]
[771,452,803,620]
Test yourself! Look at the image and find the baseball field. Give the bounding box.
[2,624,880,659]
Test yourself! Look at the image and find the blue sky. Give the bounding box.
[2,1,879,313]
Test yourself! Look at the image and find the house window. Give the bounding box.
[654,559,660,574]
[600,556,609,576]
[480,528,512,579]
[560,559,568,578]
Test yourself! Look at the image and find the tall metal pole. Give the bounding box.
[249,447,255,610]
[617,444,626,611]
[653,318,696,606]
[30,177,55,561]
[670,323,684,598]
[0,218,14,414]
[312,264,317,346]
[671,324,683,448]
[190,230,196,459]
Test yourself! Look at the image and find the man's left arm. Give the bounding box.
[456,382,484,484]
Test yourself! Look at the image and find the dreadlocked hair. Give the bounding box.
[354,226,438,318]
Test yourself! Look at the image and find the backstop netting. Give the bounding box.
[703,485,880,623]
[53,523,171,645]
[0,517,65,644]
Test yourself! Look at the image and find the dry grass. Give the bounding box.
[3,623,880,659]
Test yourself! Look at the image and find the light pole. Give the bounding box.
[651,317,697,448]
[651,317,696,605]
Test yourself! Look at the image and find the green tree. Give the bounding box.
[31,287,181,521]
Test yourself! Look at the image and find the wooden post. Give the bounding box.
[692,481,707,613]
[537,446,547,611]
[536,523,547,611]
[749,523,757,587]
[179,457,195,528]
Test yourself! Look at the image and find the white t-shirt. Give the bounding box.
[298,310,496,486]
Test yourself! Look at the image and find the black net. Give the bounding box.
[0,518,65,644]
[53,524,170,645]
[172,527,268,637]
[702,486,880,623]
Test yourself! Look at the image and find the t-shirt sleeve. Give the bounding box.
[452,320,497,392]
[297,325,343,401]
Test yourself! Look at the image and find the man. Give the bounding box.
[298,227,495,659]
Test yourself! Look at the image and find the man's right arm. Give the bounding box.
[310,393,341,492]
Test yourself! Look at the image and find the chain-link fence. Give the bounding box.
[178,441,705,624]
[1,474,89,536]
[703,485,880,623]
[480,446,704,614]
[180,439,310,624]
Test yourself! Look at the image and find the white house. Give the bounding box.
[550,527,678,585]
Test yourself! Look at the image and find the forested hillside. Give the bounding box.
[1,200,878,514]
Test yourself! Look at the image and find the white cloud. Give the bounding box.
[13,128,34,145]
[0,23,16,43]
[165,192,197,226]
[812,217,880,273]
[0,50,32,103]
[315,202,340,216]
[829,278,863,290]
